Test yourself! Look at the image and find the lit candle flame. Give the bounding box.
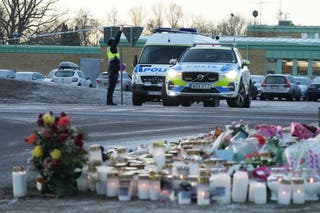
[310,177,314,183]
[296,189,301,194]
[179,174,184,180]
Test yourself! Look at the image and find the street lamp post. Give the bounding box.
[12,31,19,71]
[230,13,236,47]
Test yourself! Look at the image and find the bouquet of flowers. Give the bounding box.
[25,112,88,197]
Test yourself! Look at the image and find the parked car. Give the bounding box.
[306,77,320,101]
[0,69,15,79]
[15,71,44,81]
[250,74,264,100]
[43,69,57,83]
[52,69,92,87]
[96,71,132,91]
[293,76,311,100]
[260,74,302,101]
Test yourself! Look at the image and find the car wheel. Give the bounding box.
[161,84,179,106]
[260,95,266,100]
[132,95,144,106]
[203,98,220,107]
[226,80,249,108]
[181,99,192,107]
[286,94,294,101]
[89,84,93,88]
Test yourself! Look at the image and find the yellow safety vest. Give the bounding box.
[107,47,120,62]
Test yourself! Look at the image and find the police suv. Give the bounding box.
[162,44,252,108]
[131,28,218,106]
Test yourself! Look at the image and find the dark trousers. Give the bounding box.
[107,70,119,104]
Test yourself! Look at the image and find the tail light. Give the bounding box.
[72,77,78,82]
[96,79,101,83]
[284,78,291,87]
[261,79,266,87]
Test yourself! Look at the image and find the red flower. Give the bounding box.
[57,116,70,127]
[254,134,266,146]
[25,133,37,144]
[57,132,69,143]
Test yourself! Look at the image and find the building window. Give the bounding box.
[297,60,308,75]
[282,59,293,74]
[313,60,320,76]
[266,58,277,74]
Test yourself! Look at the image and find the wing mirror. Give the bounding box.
[169,59,177,66]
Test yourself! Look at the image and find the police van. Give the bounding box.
[131,28,218,105]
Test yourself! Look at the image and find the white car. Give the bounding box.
[96,71,132,91]
[52,69,92,87]
[162,45,251,107]
[43,69,57,83]
[15,71,44,81]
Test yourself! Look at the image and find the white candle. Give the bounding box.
[160,175,173,202]
[253,182,267,204]
[138,174,149,200]
[77,172,88,191]
[96,166,109,195]
[292,178,305,204]
[106,172,119,197]
[232,171,249,203]
[89,144,102,163]
[153,142,166,170]
[248,181,256,202]
[12,166,27,198]
[197,177,210,206]
[118,174,132,201]
[214,172,231,204]
[278,179,291,205]
[149,175,161,201]
[304,177,320,201]
[87,172,97,192]
[178,190,191,204]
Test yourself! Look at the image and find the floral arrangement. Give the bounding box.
[25,112,88,197]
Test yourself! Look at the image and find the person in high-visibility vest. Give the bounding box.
[106,25,123,105]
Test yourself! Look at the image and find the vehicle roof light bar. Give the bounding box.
[153,27,197,34]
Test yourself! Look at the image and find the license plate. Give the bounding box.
[190,83,211,89]
[147,91,161,95]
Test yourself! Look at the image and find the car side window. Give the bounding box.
[78,71,84,78]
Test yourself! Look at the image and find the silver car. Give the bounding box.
[96,71,132,91]
[15,71,44,81]
[0,69,15,79]
[260,74,302,101]
[52,69,92,87]
[293,76,311,100]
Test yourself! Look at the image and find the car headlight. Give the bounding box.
[132,72,142,84]
[167,69,181,79]
[225,70,238,79]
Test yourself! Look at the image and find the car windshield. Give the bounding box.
[47,70,56,78]
[179,49,236,63]
[251,76,263,83]
[139,45,188,64]
[55,70,74,77]
[265,76,285,84]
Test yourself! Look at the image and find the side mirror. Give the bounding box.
[242,59,250,68]
[133,55,138,67]
[169,59,177,66]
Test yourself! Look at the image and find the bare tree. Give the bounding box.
[106,8,119,26]
[129,6,144,26]
[146,1,164,34]
[216,14,247,36]
[191,15,217,35]
[167,2,183,28]
[0,0,62,44]
[73,9,101,46]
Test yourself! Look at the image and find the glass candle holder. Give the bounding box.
[232,171,249,203]
[178,181,192,205]
[278,179,291,205]
[253,182,267,204]
[89,144,102,163]
[291,178,305,204]
[96,166,109,195]
[149,174,161,201]
[106,171,119,197]
[153,142,166,171]
[197,176,210,206]
[267,167,286,201]
[12,166,27,198]
[160,174,173,202]
[188,176,198,202]
[302,169,320,201]
[138,174,150,200]
[118,173,132,201]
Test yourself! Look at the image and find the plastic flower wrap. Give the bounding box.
[25,112,88,197]
[283,138,320,170]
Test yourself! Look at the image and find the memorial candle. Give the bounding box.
[12,166,27,198]
[232,171,249,203]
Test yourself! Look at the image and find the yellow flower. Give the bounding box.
[32,145,43,158]
[43,113,55,126]
[50,149,61,159]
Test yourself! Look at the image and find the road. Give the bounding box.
[0,100,319,212]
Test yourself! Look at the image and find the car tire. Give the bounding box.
[260,95,266,100]
[203,98,220,107]
[132,95,144,106]
[181,99,192,107]
[226,80,249,108]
